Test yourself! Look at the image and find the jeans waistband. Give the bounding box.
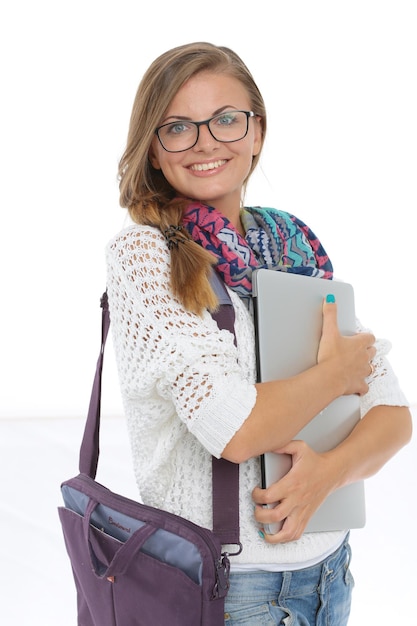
[226,534,351,603]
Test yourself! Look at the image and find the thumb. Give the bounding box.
[321,293,339,338]
[318,293,340,365]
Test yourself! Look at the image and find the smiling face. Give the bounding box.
[149,71,262,227]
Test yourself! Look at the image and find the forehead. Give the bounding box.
[164,71,251,119]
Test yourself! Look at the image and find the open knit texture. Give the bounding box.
[105,224,409,568]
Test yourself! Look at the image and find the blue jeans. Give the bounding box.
[224,536,354,625]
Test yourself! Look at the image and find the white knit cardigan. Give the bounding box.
[105,224,409,569]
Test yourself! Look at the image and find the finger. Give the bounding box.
[254,501,284,522]
[252,485,283,506]
[273,439,305,457]
[358,381,370,396]
[252,486,268,505]
[254,489,300,529]
[259,515,306,544]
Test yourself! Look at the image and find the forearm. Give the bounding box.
[222,359,347,463]
[325,405,412,489]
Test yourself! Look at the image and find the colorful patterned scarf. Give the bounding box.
[182,202,333,304]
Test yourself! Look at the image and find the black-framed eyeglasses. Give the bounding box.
[155,110,255,153]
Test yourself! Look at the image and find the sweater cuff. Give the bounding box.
[188,382,257,458]
[360,360,410,417]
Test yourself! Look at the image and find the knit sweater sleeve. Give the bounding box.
[105,225,257,458]
[357,319,409,415]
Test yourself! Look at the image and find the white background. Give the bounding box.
[0,1,416,624]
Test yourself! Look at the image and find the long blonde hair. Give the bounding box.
[118,42,267,315]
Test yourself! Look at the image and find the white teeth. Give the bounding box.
[190,160,226,171]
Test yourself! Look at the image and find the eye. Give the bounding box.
[214,112,238,126]
[165,121,193,136]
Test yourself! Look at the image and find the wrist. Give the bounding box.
[316,359,347,399]
[322,446,352,491]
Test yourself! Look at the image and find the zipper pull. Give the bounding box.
[212,555,230,599]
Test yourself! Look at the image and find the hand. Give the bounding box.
[252,440,337,543]
[318,297,376,396]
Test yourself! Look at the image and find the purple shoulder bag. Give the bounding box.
[58,273,241,625]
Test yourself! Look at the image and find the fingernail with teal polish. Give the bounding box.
[258,530,265,539]
[326,294,336,303]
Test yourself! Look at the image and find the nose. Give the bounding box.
[193,122,219,150]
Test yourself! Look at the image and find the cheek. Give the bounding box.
[152,156,187,194]
[149,141,184,180]
[161,167,188,194]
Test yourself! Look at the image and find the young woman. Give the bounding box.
[106,42,412,625]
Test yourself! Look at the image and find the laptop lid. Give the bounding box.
[252,268,366,534]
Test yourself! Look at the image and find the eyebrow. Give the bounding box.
[160,105,239,125]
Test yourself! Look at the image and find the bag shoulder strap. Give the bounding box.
[208,271,240,548]
[79,291,110,479]
[79,272,240,548]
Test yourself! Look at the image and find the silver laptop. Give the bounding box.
[252,268,366,534]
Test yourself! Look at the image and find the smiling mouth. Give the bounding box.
[189,159,227,172]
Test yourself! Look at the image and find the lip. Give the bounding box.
[187,159,228,174]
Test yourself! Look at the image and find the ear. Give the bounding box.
[149,140,162,170]
[252,116,263,157]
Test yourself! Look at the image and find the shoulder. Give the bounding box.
[106,223,170,284]
[106,223,166,255]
